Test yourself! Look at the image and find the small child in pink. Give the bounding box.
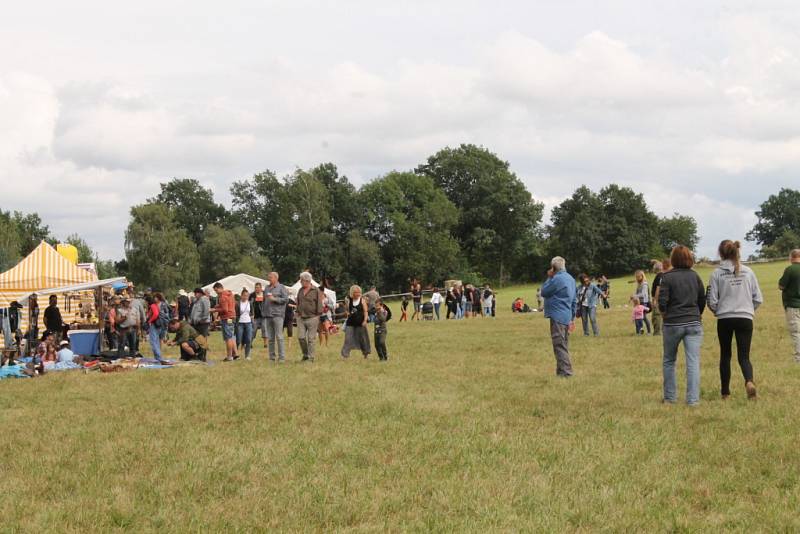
[632,297,646,335]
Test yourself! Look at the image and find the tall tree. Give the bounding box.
[12,211,52,255]
[746,188,800,248]
[416,144,544,282]
[657,214,699,256]
[151,178,230,245]
[124,203,199,291]
[360,172,462,290]
[64,233,95,263]
[198,224,271,283]
[548,186,605,275]
[0,211,22,271]
[549,185,660,276]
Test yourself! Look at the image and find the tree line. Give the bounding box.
[5,146,798,296]
[120,145,701,294]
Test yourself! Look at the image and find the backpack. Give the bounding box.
[157,301,172,328]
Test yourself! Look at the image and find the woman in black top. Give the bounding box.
[341,285,371,359]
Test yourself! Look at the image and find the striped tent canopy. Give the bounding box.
[0,241,97,309]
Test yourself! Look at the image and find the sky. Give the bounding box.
[2,0,799,260]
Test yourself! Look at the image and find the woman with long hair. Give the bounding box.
[633,270,652,334]
[236,288,254,360]
[707,240,762,400]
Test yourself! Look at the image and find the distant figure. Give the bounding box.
[598,276,610,309]
[295,272,324,362]
[632,271,652,335]
[212,282,237,361]
[541,256,577,377]
[410,284,422,321]
[400,295,409,322]
[651,260,672,336]
[779,249,800,363]
[631,297,646,335]
[577,274,604,336]
[481,285,494,317]
[43,295,63,343]
[373,298,391,361]
[536,287,543,310]
[429,288,442,320]
[190,287,211,337]
[707,240,762,400]
[658,245,706,406]
[236,289,254,360]
[264,272,289,363]
[177,290,191,321]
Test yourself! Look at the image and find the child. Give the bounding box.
[632,297,646,335]
[374,298,391,361]
[399,296,409,322]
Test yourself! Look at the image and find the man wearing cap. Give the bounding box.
[295,272,325,362]
[190,287,211,337]
[115,298,138,358]
[167,318,208,361]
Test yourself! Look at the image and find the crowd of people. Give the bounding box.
[541,242,800,405]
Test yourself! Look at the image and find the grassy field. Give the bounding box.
[2,261,799,532]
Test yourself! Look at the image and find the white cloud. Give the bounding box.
[2,2,800,261]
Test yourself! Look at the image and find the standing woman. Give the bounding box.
[147,294,163,362]
[430,288,442,320]
[341,285,371,359]
[236,289,254,360]
[577,275,603,336]
[633,270,652,334]
[707,240,762,400]
[658,246,706,405]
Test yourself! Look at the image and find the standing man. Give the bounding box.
[264,272,289,362]
[43,295,64,343]
[177,290,191,321]
[190,287,211,337]
[541,256,577,377]
[779,249,800,363]
[115,298,138,358]
[212,282,237,362]
[295,272,324,362]
[131,291,147,354]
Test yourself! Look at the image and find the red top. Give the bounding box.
[215,290,236,320]
[148,303,160,324]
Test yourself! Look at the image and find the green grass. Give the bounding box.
[2,261,799,532]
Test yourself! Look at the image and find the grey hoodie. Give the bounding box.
[707,260,763,320]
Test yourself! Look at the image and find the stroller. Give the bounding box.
[421,302,434,321]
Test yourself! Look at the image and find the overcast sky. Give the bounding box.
[2,1,799,260]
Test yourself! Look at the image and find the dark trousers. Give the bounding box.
[375,330,388,360]
[194,322,210,337]
[718,317,754,395]
[117,329,137,358]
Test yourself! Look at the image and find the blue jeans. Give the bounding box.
[483,306,492,317]
[237,321,253,358]
[148,325,162,361]
[581,306,599,335]
[433,303,440,320]
[662,324,703,405]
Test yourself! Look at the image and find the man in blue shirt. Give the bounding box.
[541,256,577,377]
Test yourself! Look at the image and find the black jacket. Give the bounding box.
[658,268,706,325]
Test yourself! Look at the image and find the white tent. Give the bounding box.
[202,273,270,294]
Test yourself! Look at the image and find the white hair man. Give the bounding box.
[295,272,325,362]
[264,272,289,362]
[541,256,577,377]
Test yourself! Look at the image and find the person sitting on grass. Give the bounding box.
[166,318,208,361]
[632,297,646,335]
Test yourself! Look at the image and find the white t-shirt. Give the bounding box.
[239,300,252,323]
[430,292,442,305]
